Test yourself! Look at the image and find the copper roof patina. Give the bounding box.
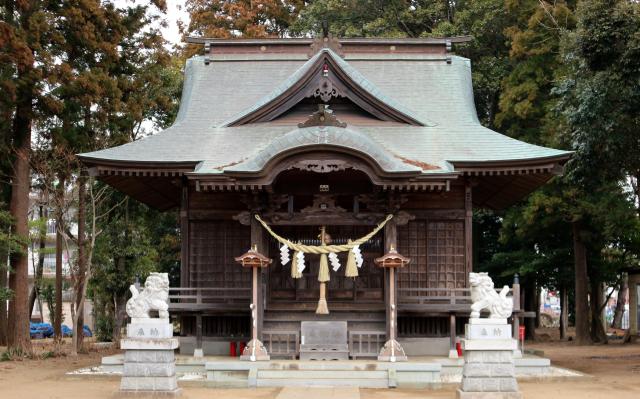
[78,37,571,209]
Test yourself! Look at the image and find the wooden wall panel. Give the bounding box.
[403,185,465,209]
[188,220,251,288]
[188,191,247,211]
[397,220,466,290]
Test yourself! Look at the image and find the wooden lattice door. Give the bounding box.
[267,225,384,303]
[397,220,466,292]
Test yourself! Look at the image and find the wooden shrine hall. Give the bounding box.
[79,34,570,360]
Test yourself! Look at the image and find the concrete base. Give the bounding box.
[193,348,204,358]
[178,337,230,356]
[457,389,523,398]
[449,349,459,359]
[378,339,408,362]
[399,337,449,356]
[239,339,270,361]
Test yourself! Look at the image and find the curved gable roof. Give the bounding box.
[221,49,431,127]
[223,126,422,175]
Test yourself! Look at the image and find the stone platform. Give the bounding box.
[205,359,441,388]
[457,319,522,399]
[120,318,181,396]
[101,353,559,389]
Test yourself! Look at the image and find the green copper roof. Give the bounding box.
[221,126,421,174]
[79,51,571,175]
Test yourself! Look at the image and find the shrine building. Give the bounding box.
[79,35,570,359]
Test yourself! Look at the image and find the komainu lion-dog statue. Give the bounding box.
[126,272,170,319]
[469,272,513,319]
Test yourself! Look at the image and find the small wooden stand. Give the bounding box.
[375,247,409,362]
[235,246,272,361]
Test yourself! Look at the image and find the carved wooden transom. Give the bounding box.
[298,104,347,128]
[288,159,349,173]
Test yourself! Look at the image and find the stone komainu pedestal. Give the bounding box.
[120,318,180,396]
[457,319,522,399]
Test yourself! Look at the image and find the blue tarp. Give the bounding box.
[30,322,53,338]
[29,322,92,339]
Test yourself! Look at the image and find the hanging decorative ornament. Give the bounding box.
[296,250,306,274]
[352,245,364,268]
[280,244,290,266]
[345,240,358,278]
[328,252,341,271]
[291,250,302,279]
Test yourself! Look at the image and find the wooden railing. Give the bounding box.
[398,285,523,355]
[168,287,251,311]
[348,330,386,359]
[398,288,472,305]
[397,287,521,313]
[262,330,299,359]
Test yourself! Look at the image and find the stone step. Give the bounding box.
[257,378,389,388]
[205,360,440,372]
[258,370,388,380]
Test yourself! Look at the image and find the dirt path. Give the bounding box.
[1,340,639,399]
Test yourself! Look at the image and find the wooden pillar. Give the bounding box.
[180,182,190,287]
[179,182,190,347]
[384,220,398,339]
[240,215,270,361]
[378,220,407,362]
[512,274,522,357]
[449,313,457,358]
[465,181,473,276]
[194,314,203,358]
[251,215,266,340]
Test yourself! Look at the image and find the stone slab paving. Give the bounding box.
[276,387,360,399]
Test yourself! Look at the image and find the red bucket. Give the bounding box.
[230,341,237,357]
[518,326,525,341]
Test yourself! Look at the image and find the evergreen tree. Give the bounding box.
[182,0,304,56]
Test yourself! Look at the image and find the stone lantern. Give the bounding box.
[375,246,409,362]
[235,245,272,361]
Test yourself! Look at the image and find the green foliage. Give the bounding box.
[95,311,115,343]
[554,0,640,186]
[0,347,30,361]
[291,0,455,38]
[89,186,180,342]
[39,280,65,325]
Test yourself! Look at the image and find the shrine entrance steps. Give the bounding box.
[204,359,442,388]
[100,354,556,388]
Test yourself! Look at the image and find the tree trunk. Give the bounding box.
[611,273,628,329]
[559,285,568,340]
[0,254,7,346]
[524,280,537,341]
[590,280,608,344]
[28,205,47,319]
[7,89,33,352]
[534,283,541,329]
[72,174,87,355]
[54,176,65,340]
[113,291,127,344]
[573,221,591,345]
